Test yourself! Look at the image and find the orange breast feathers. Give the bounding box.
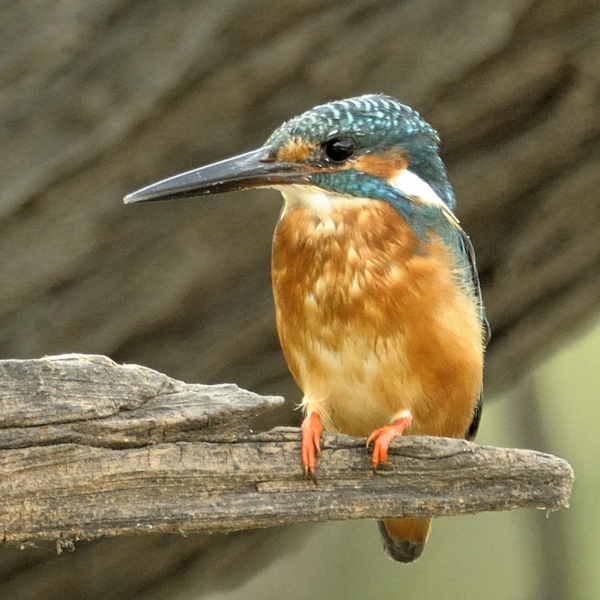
[271,200,484,440]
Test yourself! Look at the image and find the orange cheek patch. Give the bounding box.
[276,138,315,162]
[352,149,409,180]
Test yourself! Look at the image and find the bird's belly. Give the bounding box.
[291,329,420,436]
[272,203,484,439]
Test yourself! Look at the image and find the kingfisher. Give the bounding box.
[124,94,489,563]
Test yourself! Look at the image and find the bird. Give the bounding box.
[124,94,489,563]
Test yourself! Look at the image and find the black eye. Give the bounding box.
[324,137,356,162]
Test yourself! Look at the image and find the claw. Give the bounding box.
[301,411,323,482]
[366,412,413,472]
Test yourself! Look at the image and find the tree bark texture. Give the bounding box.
[0,356,572,546]
[1,0,597,598]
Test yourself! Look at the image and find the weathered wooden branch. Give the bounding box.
[0,355,573,546]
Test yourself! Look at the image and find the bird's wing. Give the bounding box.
[452,221,489,441]
[454,224,491,347]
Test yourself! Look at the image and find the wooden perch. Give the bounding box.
[0,355,573,547]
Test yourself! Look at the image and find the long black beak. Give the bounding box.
[124,147,309,204]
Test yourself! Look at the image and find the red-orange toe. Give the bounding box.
[301,411,323,480]
[366,412,413,471]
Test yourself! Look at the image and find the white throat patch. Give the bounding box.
[275,184,370,222]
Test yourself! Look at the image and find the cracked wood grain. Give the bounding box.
[0,355,573,546]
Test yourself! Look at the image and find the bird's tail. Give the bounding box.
[378,518,431,563]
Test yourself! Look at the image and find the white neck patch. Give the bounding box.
[387,169,446,208]
[388,169,460,226]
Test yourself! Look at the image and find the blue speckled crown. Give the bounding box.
[267,95,437,148]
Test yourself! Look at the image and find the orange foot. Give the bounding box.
[301,411,323,481]
[366,411,413,472]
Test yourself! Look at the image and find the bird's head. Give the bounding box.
[124,95,455,213]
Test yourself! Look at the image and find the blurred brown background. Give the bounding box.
[1,1,599,598]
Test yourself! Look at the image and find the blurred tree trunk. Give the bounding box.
[1,0,599,598]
